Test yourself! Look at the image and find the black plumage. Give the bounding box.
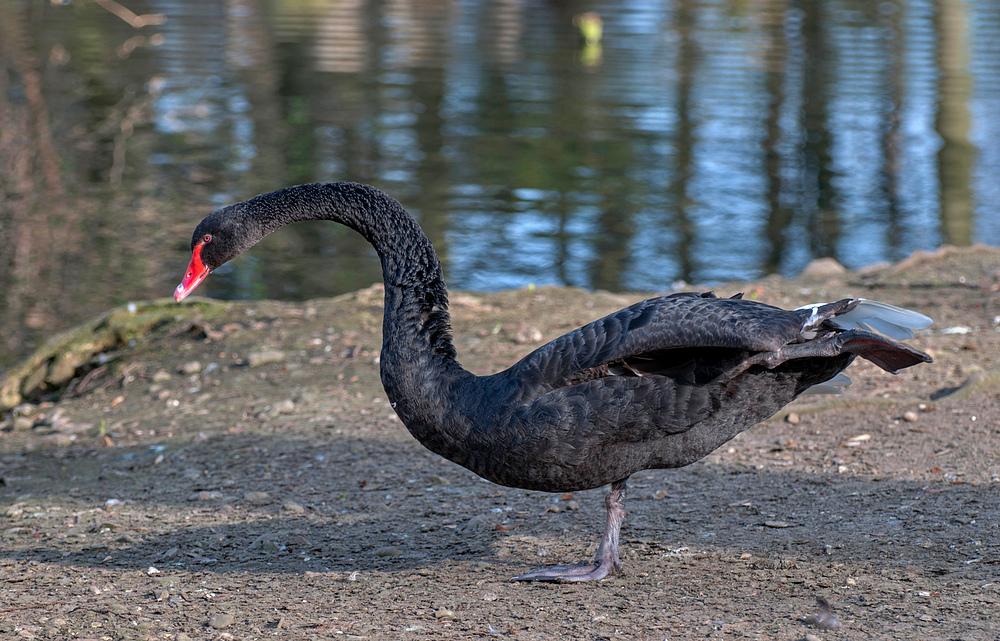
[176,182,932,582]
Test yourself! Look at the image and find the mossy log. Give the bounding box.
[1,298,224,412]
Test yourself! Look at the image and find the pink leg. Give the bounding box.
[512,479,627,583]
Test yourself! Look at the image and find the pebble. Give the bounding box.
[12,416,34,431]
[180,361,202,375]
[514,324,543,344]
[764,520,792,528]
[785,412,800,424]
[434,607,455,619]
[152,370,172,382]
[903,410,919,423]
[801,257,846,277]
[243,491,271,504]
[196,491,223,501]
[11,403,36,417]
[374,546,403,557]
[247,349,285,368]
[805,635,822,641]
[208,613,235,629]
[265,399,296,418]
[282,501,306,513]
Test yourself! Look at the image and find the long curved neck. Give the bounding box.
[228,182,475,448]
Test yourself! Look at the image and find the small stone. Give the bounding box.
[805,635,822,641]
[208,613,234,629]
[152,370,172,382]
[785,412,800,424]
[801,257,846,278]
[196,491,223,501]
[514,324,543,344]
[243,491,270,504]
[247,349,285,368]
[434,607,455,619]
[565,500,580,510]
[147,566,160,575]
[155,589,169,601]
[180,361,202,375]
[265,399,296,418]
[12,416,34,431]
[374,546,403,557]
[176,634,193,641]
[11,403,36,417]
[43,432,76,446]
[764,520,792,528]
[546,504,562,513]
[903,410,919,423]
[282,501,306,513]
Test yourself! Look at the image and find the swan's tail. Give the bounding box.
[798,299,933,341]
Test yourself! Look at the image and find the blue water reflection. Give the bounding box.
[2,0,999,366]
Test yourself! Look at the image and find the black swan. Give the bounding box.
[174,182,932,582]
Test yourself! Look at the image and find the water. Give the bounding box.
[1,0,998,368]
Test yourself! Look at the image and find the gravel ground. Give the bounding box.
[2,245,999,640]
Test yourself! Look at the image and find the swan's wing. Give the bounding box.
[507,294,809,399]
[507,294,931,404]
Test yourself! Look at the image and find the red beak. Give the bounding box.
[174,243,210,302]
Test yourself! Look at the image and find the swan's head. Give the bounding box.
[174,204,250,302]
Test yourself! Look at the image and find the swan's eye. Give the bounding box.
[203,234,213,244]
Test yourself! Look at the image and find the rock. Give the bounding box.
[208,613,234,629]
[282,501,306,513]
[434,607,455,619]
[195,491,223,501]
[12,416,34,431]
[374,546,403,557]
[265,399,295,418]
[785,412,800,424]
[903,410,919,423]
[11,403,36,417]
[514,324,543,344]
[764,520,792,528]
[152,370,172,382]
[180,361,202,375]
[247,349,285,368]
[243,491,270,504]
[43,432,76,445]
[801,257,846,278]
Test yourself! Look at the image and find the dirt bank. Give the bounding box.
[2,245,999,640]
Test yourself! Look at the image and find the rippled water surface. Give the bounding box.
[1,0,998,366]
